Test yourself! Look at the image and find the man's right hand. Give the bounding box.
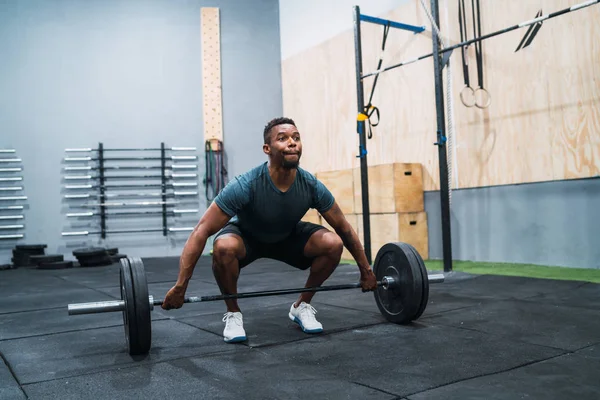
[161,285,186,310]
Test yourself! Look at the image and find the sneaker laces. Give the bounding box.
[298,303,318,321]
[222,312,243,326]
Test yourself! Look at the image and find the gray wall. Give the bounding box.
[0,0,282,264]
[425,177,600,269]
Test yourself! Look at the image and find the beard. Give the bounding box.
[281,153,300,169]
[282,158,299,169]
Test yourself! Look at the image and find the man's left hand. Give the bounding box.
[359,268,378,292]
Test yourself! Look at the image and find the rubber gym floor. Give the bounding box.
[1,256,599,400]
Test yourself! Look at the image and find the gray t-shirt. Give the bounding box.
[214,162,335,243]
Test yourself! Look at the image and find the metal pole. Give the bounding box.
[430,0,453,272]
[98,142,107,239]
[353,5,372,264]
[161,142,168,236]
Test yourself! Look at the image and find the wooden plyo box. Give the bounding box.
[353,163,424,214]
[357,212,429,260]
[315,169,355,214]
[301,208,321,225]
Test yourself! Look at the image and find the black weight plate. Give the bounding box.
[37,261,74,270]
[127,257,151,355]
[13,248,45,257]
[119,258,138,356]
[15,244,47,251]
[29,254,64,264]
[106,247,119,256]
[73,247,108,257]
[373,242,423,324]
[11,257,34,267]
[404,243,429,321]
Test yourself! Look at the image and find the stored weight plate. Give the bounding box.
[373,242,424,324]
[73,247,109,258]
[119,258,138,355]
[37,261,74,270]
[127,257,152,355]
[29,254,64,264]
[15,244,47,251]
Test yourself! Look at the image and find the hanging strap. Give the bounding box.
[358,22,390,139]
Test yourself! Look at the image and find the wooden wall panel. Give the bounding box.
[201,8,224,147]
[282,0,600,190]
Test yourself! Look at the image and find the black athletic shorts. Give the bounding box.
[213,221,326,270]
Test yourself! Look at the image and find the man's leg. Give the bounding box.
[284,225,343,333]
[295,228,343,306]
[212,233,247,312]
[212,230,252,343]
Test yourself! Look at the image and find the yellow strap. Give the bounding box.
[357,112,369,122]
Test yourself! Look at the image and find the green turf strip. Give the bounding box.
[424,260,600,283]
[341,259,600,284]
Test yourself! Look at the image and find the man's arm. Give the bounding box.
[175,202,232,290]
[320,201,372,274]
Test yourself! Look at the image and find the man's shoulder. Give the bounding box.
[297,166,318,184]
[234,162,268,185]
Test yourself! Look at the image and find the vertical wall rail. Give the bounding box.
[160,142,167,236]
[430,0,453,272]
[353,5,372,264]
[98,142,106,239]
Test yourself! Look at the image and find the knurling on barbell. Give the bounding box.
[67,242,444,356]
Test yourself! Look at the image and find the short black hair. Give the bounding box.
[263,117,296,144]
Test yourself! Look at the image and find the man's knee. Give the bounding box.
[212,236,244,266]
[320,231,344,259]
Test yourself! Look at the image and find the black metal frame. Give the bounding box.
[429,0,453,272]
[353,3,452,270]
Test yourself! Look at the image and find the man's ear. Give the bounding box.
[263,143,270,155]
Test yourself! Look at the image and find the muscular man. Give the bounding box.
[162,117,378,343]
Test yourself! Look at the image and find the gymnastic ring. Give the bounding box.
[459,85,475,108]
[475,87,491,109]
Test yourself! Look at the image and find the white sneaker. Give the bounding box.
[288,302,323,333]
[222,312,247,343]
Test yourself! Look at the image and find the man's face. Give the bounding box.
[263,123,302,169]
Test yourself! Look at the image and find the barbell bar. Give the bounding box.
[0,206,24,211]
[64,165,197,171]
[68,273,445,316]
[67,242,444,355]
[66,209,198,218]
[61,227,194,236]
[65,147,197,152]
[64,191,198,199]
[64,156,197,162]
[63,173,198,180]
[0,196,27,201]
[0,234,24,240]
[65,183,197,190]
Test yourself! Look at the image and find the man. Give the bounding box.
[162,117,378,343]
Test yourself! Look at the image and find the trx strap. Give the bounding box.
[359,22,390,139]
[471,0,491,108]
[458,0,475,107]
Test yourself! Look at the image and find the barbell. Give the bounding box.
[67,241,444,355]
